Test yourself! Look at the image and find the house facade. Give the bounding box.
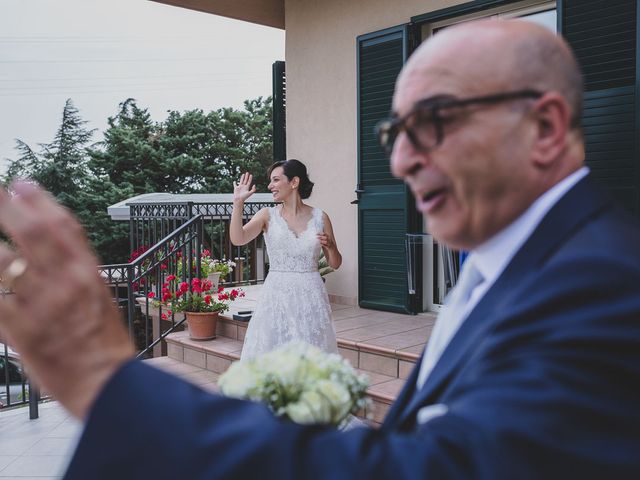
[153,0,639,314]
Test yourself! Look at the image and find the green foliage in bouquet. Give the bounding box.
[318,251,334,277]
[218,342,370,428]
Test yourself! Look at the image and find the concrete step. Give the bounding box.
[145,355,219,394]
[138,299,425,384]
[165,331,407,424]
[213,313,421,381]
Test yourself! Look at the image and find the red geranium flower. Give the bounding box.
[153,277,243,314]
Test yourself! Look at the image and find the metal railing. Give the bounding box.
[100,201,276,360]
[1,200,276,415]
[0,201,275,414]
[129,201,275,286]
[99,215,202,359]
[2,280,42,416]
[0,321,32,411]
[405,233,460,307]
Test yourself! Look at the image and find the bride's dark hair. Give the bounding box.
[267,159,315,199]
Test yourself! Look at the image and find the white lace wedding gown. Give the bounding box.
[240,206,338,361]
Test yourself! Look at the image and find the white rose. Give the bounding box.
[285,390,332,424]
[219,362,262,399]
[284,400,314,424]
[314,379,352,423]
[262,351,306,388]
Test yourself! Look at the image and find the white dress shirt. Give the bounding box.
[416,167,589,390]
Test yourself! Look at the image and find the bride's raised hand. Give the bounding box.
[233,172,256,203]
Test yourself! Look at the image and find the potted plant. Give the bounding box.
[151,274,244,340]
[206,257,236,287]
[176,250,236,291]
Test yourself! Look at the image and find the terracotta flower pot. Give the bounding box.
[186,311,219,341]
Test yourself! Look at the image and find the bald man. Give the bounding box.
[1,19,640,480]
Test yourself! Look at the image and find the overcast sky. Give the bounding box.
[0,0,285,172]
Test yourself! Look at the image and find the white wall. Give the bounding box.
[284,0,459,304]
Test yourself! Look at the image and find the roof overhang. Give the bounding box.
[150,0,284,29]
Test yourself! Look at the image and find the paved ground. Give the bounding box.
[0,358,211,479]
[0,402,81,479]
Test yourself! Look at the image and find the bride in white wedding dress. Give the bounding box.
[229,159,343,361]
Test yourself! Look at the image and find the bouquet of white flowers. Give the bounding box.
[218,342,370,428]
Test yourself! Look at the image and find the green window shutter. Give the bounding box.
[561,0,639,215]
[272,60,286,162]
[357,25,420,314]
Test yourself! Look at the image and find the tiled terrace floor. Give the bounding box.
[229,284,437,357]
[0,357,212,479]
[0,402,81,479]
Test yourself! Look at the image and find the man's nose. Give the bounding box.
[390,132,424,179]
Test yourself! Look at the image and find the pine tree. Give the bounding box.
[2,99,95,212]
[3,96,273,263]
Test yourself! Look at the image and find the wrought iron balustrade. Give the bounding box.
[129,201,276,287]
[99,200,276,360]
[0,320,31,410]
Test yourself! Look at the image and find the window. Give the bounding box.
[416,0,556,310]
[421,1,556,40]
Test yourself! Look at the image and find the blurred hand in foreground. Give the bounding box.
[0,182,134,419]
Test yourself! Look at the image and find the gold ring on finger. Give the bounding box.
[0,257,28,292]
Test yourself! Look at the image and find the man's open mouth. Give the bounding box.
[423,188,446,203]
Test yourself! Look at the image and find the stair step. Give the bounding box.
[213,314,421,380]
[165,332,406,424]
[140,300,426,382]
[145,356,219,395]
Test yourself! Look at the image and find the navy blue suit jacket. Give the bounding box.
[65,176,640,479]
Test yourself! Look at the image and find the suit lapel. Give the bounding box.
[393,176,612,427]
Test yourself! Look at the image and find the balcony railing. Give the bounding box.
[0,315,31,410]
[99,201,276,360]
[2,273,46,418]
[1,200,274,414]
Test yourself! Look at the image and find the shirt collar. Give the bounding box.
[469,167,590,287]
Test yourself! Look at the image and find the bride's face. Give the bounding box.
[268,167,298,202]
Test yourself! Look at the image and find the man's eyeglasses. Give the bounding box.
[376,89,543,155]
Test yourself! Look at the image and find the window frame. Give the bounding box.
[421,0,556,39]
[409,0,557,311]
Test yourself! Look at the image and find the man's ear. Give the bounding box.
[530,92,571,168]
